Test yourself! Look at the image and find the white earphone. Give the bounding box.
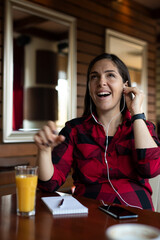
[90,87,142,209]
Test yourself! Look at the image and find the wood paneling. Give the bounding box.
[156,47,160,137]
[0,143,37,158]
[0,0,159,193]
[0,156,37,196]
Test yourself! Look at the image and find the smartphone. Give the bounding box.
[98,205,138,219]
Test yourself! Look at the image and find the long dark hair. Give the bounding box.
[82,53,132,117]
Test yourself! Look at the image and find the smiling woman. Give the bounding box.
[88,59,125,117]
[34,53,160,211]
[3,0,76,143]
[106,29,147,116]
[83,53,132,118]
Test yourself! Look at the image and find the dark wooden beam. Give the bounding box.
[157,34,160,43]
[151,8,160,19]
[14,16,68,42]
[14,27,68,42]
[14,16,46,31]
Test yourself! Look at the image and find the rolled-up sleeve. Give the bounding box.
[38,123,74,192]
[132,121,160,178]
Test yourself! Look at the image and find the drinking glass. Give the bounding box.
[15,166,38,216]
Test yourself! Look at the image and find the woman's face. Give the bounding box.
[89,59,124,115]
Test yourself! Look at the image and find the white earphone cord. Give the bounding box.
[90,95,142,209]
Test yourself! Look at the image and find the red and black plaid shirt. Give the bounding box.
[38,110,160,210]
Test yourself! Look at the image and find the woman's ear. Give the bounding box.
[123,81,128,88]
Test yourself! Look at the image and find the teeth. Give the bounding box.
[98,92,110,97]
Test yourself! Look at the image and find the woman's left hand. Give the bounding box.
[123,86,144,116]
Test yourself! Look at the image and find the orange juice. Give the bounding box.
[16,174,38,212]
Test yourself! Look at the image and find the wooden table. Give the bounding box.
[1,190,160,240]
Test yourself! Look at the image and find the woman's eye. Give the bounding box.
[90,75,98,80]
[108,73,115,78]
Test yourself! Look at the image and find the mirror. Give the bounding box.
[106,29,148,116]
[3,0,76,142]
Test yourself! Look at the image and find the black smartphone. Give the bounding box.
[98,205,138,219]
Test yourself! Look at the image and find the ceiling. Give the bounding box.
[133,0,160,37]
[133,0,160,9]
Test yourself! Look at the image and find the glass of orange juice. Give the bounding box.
[15,166,38,217]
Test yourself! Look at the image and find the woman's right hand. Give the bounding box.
[34,121,65,151]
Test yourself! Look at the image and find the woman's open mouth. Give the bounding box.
[97,92,111,98]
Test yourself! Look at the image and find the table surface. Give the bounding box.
[1,190,160,240]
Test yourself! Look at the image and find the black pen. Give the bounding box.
[58,199,64,208]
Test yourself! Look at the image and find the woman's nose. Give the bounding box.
[98,76,107,87]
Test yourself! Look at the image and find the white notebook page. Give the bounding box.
[41,195,88,215]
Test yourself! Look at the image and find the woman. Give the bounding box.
[34,53,160,210]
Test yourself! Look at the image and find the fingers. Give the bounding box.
[34,121,65,150]
[123,86,144,115]
[47,121,58,134]
[123,86,144,97]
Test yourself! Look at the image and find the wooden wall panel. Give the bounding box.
[28,0,157,120]
[0,144,37,158]
[77,74,86,85]
[156,47,160,137]
[77,19,104,35]
[0,0,3,141]
[0,0,159,193]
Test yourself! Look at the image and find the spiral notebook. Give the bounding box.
[41,195,88,216]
